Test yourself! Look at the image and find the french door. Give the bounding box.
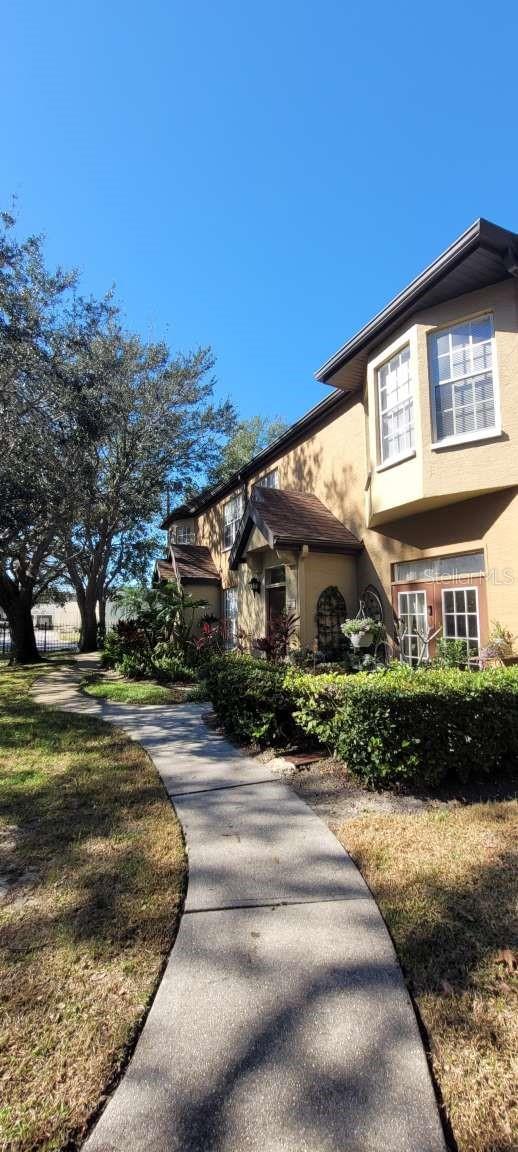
[442,586,480,660]
[393,577,487,665]
[397,590,428,666]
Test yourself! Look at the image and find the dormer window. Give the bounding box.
[429,314,499,445]
[223,492,244,550]
[254,469,279,490]
[377,345,414,463]
[170,523,195,544]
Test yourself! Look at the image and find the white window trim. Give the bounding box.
[222,491,245,552]
[223,587,238,649]
[264,564,286,588]
[376,447,416,473]
[368,326,419,470]
[428,312,502,448]
[173,524,195,544]
[441,585,480,656]
[254,468,279,490]
[377,343,414,465]
[397,589,429,665]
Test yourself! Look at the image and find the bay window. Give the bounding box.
[377,345,414,463]
[429,314,498,444]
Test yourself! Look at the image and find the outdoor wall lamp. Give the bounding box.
[249,575,261,597]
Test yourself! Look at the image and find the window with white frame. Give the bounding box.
[377,345,414,463]
[170,523,195,544]
[429,315,497,443]
[223,492,244,549]
[255,469,279,490]
[442,586,480,660]
[223,587,238,649]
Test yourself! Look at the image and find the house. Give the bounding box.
[159,218,518,664]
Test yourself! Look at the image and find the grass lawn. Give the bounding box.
[82,674,207,706]
[338,802,517,1152]
[0,662,187,1152]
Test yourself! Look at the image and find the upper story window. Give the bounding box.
[429,314,498,444]
[223,491,244,550]
[255,469,279,490]
[170,523,195,544]
[377,345,414,463]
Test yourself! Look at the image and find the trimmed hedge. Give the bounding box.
[205,654,296,744]
[207,654,518,788]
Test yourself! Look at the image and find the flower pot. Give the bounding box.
[350,631,373,649]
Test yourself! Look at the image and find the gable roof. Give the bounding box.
[161,389,349,527]
[162,217,518,526]
[229,487,362,570]
[316,218,518,390]
[157,544,220,584]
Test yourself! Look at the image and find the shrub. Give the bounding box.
[117,652,151,680]
[205,654,295,744]
[152,642,194,683]
[207,656,518,788]
[434,637,470,668]
[290,664,518,788]
[100,629,125,669]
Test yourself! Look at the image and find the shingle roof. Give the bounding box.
[229,487,362,569]
[157,545,220,584]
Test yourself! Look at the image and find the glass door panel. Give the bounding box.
[398,590,428,665]
[442,586,480,661]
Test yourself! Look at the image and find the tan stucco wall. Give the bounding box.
[367,279,518,523]
[185,583,221,629]
[299,552,358,650]
[178,278,518,649]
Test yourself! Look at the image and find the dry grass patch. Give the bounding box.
[337,802,517,1152]
[0,663,187,1152]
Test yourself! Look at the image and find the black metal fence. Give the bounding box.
[0,621,80,657]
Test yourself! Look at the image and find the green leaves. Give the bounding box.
[207,656,518,790]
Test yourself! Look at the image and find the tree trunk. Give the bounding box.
[78,588,99,652]
[98,596,106,643]
[6,599,40,664]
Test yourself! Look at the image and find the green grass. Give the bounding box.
[83,676,179,704]
[83,673,208,705]
[339,803,518,1152]
[0,662,187,1152]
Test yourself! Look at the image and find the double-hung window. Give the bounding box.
[429,315,497,443]
[171,524,194,544]
[223,492,244,550]
[377,345,414,464]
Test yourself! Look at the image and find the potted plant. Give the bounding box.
[341,616,380,649]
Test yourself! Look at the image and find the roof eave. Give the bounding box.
[315,218,518,386]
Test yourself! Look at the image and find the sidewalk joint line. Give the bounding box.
[171,777,280,797]
[184,896,355,914]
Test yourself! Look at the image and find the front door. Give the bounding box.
[393,577,487,664]
[397,589,428,665]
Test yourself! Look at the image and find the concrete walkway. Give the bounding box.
[33,657,446,1152]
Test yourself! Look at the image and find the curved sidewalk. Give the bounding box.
[33,658,446,1152]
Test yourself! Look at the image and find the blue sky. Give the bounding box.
[3,0,518,426]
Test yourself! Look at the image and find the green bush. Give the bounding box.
[205,654,295,744]
[117,652,151,680]
[100,629,125,669]
[207,656,518,788]
[152,642,194,683]
[434,637,470,668]
[290,664,518,788]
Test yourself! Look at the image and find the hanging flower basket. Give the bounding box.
[350,630,373,649]
[341,616,380,650]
